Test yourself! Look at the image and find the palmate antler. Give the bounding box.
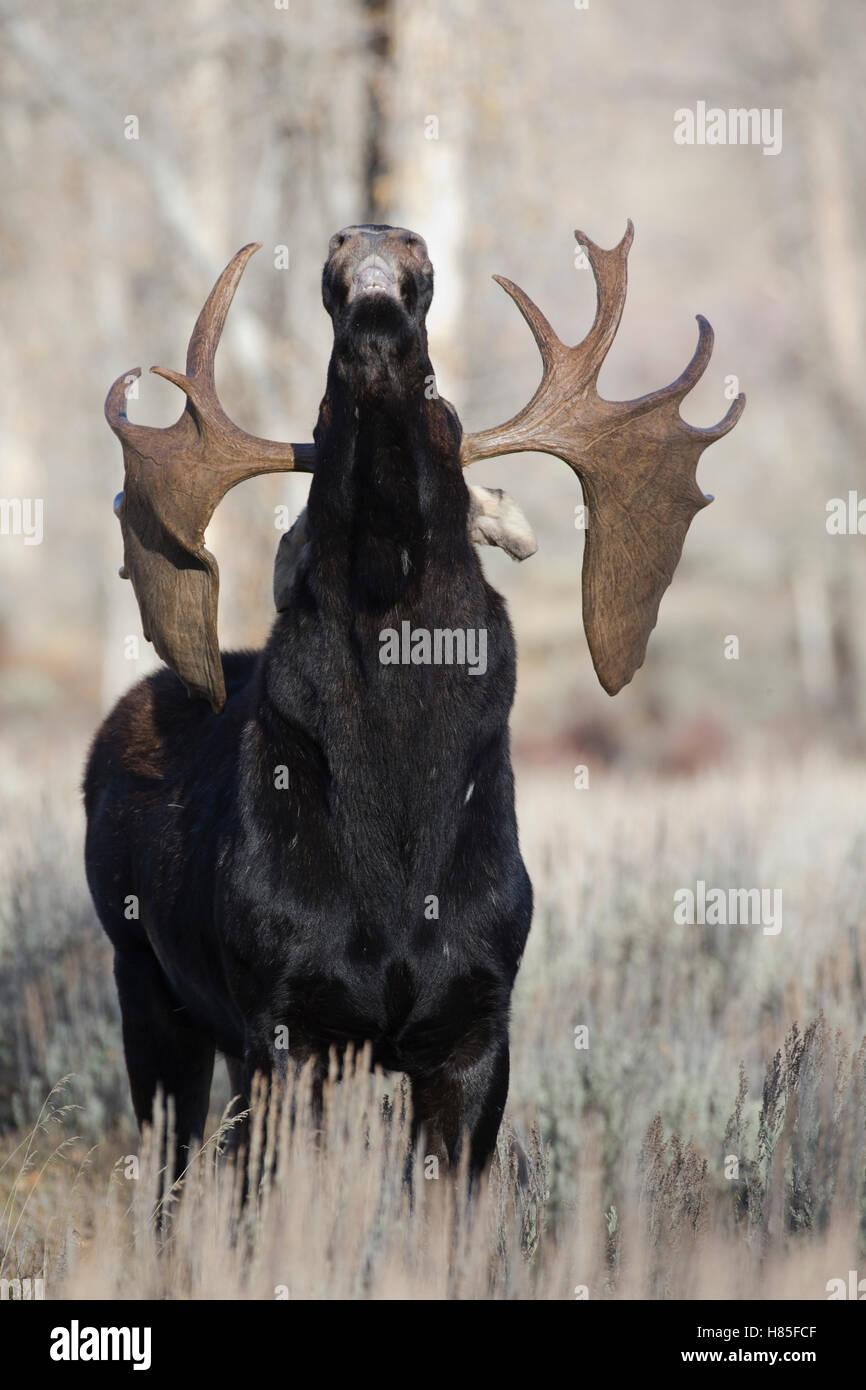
[461,221,745,694]
[105,243,315,712]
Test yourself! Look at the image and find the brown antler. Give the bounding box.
[106,243,315,713]
[460,220,745,695]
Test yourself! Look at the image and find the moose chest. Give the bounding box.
[214,711,523,1070]
[223,909,511,1078]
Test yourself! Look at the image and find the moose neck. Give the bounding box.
[306,308,471,611]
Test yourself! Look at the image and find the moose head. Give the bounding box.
[322,224,434,338]
[105,220,744,712]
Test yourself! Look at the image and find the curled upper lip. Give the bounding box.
[348,254,399,301]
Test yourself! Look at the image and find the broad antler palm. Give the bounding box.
[460,221,745,693]
[105,243,314,711]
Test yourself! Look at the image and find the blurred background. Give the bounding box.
[3,3,866,1297]
[1,0,863,772]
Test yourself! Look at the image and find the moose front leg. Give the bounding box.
[221,1021,326,1181]
[220,1022,292,1166]
[410,1034,510,1181]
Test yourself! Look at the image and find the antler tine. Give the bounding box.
[150,242,262,422]
[457,277,568,466]
[490,275,563,374]
[105,245,263,449]
[572,218,633,382]
[146,243,319,472]
[460,219,745,695]
[105,365,150,443]
[666,316,746,441]
[688,388,746,442]
[104,245,316,713]
[458,220,635,467]
[590,316,747,443]
[185,241,260,385]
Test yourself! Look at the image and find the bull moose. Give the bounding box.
[84,221,743,1181]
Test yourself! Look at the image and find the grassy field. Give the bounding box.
[1,731,864,1299]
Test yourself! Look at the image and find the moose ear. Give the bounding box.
[273,512,311,611]
[467,484,537,561]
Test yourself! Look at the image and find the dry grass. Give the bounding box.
[1,735,864,1299]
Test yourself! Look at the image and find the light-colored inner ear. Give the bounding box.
[467,484,538,561]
